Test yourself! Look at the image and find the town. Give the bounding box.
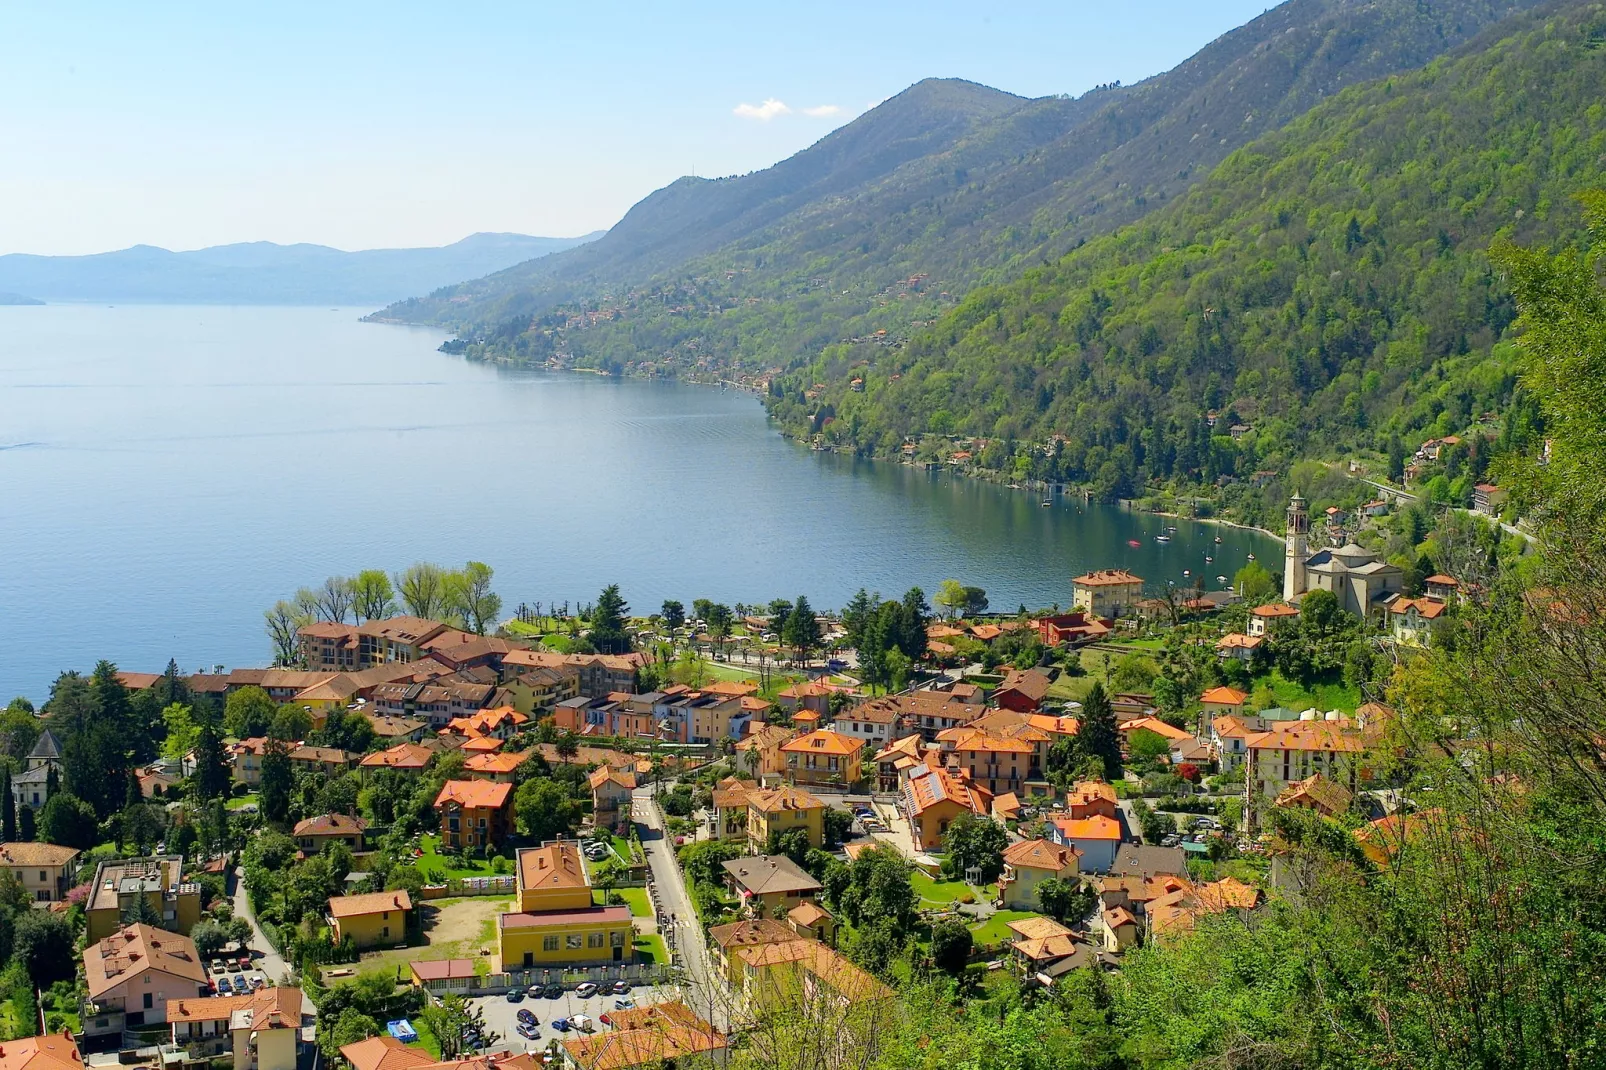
[0,489,1494,1070]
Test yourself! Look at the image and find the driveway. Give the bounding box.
[234,866,316,1040]
[632,786,727,1030]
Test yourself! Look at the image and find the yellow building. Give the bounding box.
[1071,569,1145,618]
[327,890,412,949]
[735,937,891,1013]
[498,842,634,969]
[0,842,79,902]
[999,838,1080,911]
[746,785,826,850]
[722,854,823,919]
[733,723,793,780]
[85,856,201,944]
[501,666,581,715]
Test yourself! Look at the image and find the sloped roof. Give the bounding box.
[747,784,825,814]
[0,1033,84,1070]
[1052,815,1122,841]
[779,729,864,757]
[722,855,822,897]
[0,842,79,867]
[339,1036,439,1070]
[708,919,796,950]
[1200,686,1250,706]
[292,814,367,838]
[169,985,302,1028]
[28,729,61,761]
[328,891,412,919]
[85,924,205,999]
[359,742,434,770]
[1002,838,1079,872]
[432,779,512,810]
[517,843,589,891]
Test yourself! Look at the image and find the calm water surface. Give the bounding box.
[0,305,1278,700]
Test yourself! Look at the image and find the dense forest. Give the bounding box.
[767,1,1606,501]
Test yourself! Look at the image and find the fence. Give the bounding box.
[418,875,517,899]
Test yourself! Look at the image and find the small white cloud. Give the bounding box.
[733,98,791,121]
[802,104,841,117]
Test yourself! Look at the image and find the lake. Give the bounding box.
[0,304,1280,701]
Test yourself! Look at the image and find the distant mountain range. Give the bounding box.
[0,232,602,306]
[0,292,43,305]
[377,0,1547,343]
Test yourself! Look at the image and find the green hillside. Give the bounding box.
[769,0,1606,517]
[379,0,1543,370]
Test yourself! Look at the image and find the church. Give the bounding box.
[1283,495,1402,620]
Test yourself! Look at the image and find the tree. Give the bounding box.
[0,704,39,762]
[941,812,1008,882]
[323,1009,381,1059]
[515,778,577,843]
[418,995,494,1060]
[18,805,35,843]
[660,600,686,632]
[264,600,307,666]
[161,702,200,761]
[587,584,633,654]
[394,562,448,619]
[842,588,877,652]
[1234,560,1278,604]
[930,918,973,974]
[935,579,967,619]
[260,739,293,824]
[963,586,989,616]
[37,792,97,850]
[554,732,579,765]
[0,770,13,842]
[13,911,74,986]
[352,569,396,621]
[705,603,733,659]
[1075,682,1122,780]
[822,806,854,847]
[270,705,313,742]
[450,561,502,634]
[119,803,164,854]
[192,713,230,800]
[191,919,230,958]
[1035,876,1083,922]
[316,575,356,623]
[782,595,822,664]
[224,686,277,739]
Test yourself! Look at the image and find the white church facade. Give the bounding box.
[1282,495,1403,620]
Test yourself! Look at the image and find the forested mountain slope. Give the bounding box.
[773,0,1606,501]
[379,0,1543,353]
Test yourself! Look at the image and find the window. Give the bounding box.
[587,932,603,949]
[566,934,583,950]
[382,925,390,938]
[39,871,46,881]
[542,935,559,951]
[610,930,625,948]
[143,993,153,1009]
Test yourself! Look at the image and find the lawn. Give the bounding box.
[969,910,1041,946]
[1257,670,1361,713]
[633,933,668,965]
[1046,674,1095,702]
[226,793,259,811]
[415,835,503,881]
[608,887,653,918]
[911,872,993,908]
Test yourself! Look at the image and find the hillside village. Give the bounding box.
[0,489,1489,1070]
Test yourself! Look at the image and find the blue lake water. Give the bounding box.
[0,304,1279,701]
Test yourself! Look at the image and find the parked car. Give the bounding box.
[568,1014,595,1033]
[505,989,524,1003]
[827,659,847,671]
[516,1009,536,1026]
[575,982,599,999]
[217,977,233,995]
[544,983,564,999]
[611,980,631,995]
[516,1023,539,1040]
[526,985,544,999]
[613,996,635,1010]
[550,1018,571,1033]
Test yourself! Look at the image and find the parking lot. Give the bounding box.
[465,983,679,1052]
[203,954,268,996]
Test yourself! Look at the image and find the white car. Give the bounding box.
[575,982,599,999]
[568,1014,595,1033]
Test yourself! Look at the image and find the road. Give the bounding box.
[630,785,728,1031]
[233,866,317,1042]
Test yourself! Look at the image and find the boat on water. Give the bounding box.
[1205,556,1213,564]
[1215,535,1222,543]
[1217,575,1228,583]
[1183,569,1191,577]
[1041,499,1052,507]
[1247,553,1256,561]
[1127,539,1142,548]
[1155,535,1171,543]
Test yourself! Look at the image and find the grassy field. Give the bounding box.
[969,909,1041,946]
[415,835,503,881]
[1257,670,1361,713]
[226,793,259,811]
[633,933,668,965]
[911,872,990,908]
[611,887,653,918]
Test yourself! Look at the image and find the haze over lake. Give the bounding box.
[0,304,1278,701]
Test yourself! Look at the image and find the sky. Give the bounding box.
[0,2,1276,255]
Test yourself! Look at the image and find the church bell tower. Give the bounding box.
[1283,494,1309,601]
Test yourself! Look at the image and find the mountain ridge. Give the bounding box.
[0,231,603,305]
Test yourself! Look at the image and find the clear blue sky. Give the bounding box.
[1,2,1275,255]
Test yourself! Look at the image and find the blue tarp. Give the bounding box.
[387,1020,418,1042]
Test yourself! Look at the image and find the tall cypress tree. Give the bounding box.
[1076,681,1123,781]
[1,769,15,841]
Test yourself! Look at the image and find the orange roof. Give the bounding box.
[1423,574,1459,586]
[459,736,505,754]
[1073,569,1144,586]
[328,890,412,919]
[588,765,638,790]
[1245,720,1364,754]
[906,765,991,817]
[992,791,1022,817]
[292,813,367,838]
[0,1034,85,1070]
[1251,603,1300,618]
[85,923,205,999]
[465,749,534,775]
[1104,906,1138,929]
[1002,838,1079,872]
[747,784,825,814]
[559,1002,727,1070]
[1200,685,1250,706]
[1390,596,1448,619]
[1068,780,1118,806]
[1024,713,1081,736]
[169,986,302,1029]
[359,742,434,770]
[1052,815,1123,841]
[1119,716,1193,742]
[779,729,865,758]
[433,779,512,810]
[1211,715,1258,740]
[700,680,759,698]
[1215,633,1264,651]
[943,727,1034,754]
[0,842,79,867]
[1008,915,1073,942]
[339,1036,438,1070]
[788,901,832,927]
[517,843,589,891]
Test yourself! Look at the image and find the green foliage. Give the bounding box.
[514,778,578,842]
[36,792,97,850]
[586,583,633,655]
[1075,682,1123,780]
[940,812,1008,882]
[929,918,974,974]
